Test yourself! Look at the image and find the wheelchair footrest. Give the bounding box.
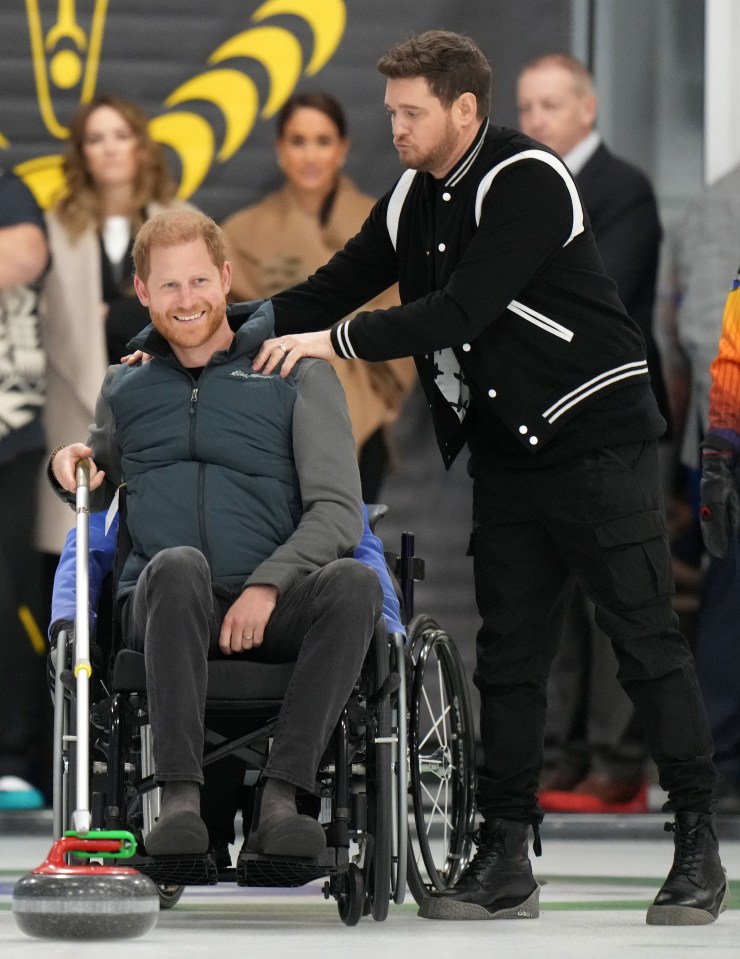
[132,853,219,886]
[236,847,347,887]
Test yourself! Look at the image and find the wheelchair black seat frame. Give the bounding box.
[50,473,475,925]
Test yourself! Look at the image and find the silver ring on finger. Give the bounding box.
[279,343,289,353]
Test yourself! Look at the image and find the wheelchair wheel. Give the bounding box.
[155,883,185,909]
[364,625,392,922]
[406,614,476,904]
[337,863,365,926]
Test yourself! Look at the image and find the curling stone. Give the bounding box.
[13,833,160,940]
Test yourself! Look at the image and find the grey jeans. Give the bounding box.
[123,547,383,791]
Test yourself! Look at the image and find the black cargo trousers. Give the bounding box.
[468,439,717,824]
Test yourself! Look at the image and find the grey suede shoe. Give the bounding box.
[245,779,325,858]
[145,809,209,856]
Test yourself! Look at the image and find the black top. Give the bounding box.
[100,229,150,365]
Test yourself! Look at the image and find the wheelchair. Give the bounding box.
[50,484,476,925]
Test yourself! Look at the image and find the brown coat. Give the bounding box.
[221,176,415,452]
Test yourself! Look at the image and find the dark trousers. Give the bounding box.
[544,583,648,780]
[468,440,716,823]
[359,427,389,504]
[0,449,48,782]
[124,548,382,792]
[694,546,740,783]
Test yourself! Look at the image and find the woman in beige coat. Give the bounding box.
[222,91,415,500]
[37,94,179,559]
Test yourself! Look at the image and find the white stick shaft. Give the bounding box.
[73,460,91,832]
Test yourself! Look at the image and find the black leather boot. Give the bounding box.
[646,812,728,925]
[418,818,540,920]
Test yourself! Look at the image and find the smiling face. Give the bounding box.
[134,236,233,367]
[82,104,141,190]
[384,76,472,180]
[516,64,597,158]
[275,106,349,198]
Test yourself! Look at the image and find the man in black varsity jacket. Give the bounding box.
[252,30,725,925]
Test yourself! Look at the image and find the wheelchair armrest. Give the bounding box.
[366,503,389,531]
[49,618,75,646]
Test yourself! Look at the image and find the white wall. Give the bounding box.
[590,0,704,229]
[705,0,740,184]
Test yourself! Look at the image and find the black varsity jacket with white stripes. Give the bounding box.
[272,120,665,469]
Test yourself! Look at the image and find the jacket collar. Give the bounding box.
[128,298,275,365]
[443,118,489,189]
[564,129,602,176]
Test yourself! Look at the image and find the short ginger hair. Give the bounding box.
[133,208,226,281]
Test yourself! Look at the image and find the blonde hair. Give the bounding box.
[54,94,177,239]
[133,208,225,281]
[519,53,595,97]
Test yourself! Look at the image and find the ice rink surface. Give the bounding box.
[2,812,738,959]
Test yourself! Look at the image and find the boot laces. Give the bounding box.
[459,826,505,882]
[665,818,716,878]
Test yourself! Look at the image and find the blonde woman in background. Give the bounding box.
[37,94,180,562]
[222,91,415,500]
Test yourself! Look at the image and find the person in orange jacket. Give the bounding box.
[701,268,740,553]
[696,267,740,811]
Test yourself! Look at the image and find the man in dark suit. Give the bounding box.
[516,53,667,811]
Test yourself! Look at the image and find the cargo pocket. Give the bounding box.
[594,510,672,608]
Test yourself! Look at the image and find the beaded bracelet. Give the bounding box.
[48,444,66,487]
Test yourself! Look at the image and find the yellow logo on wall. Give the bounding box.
[7,0,347,207]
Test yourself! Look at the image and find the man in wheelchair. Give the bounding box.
[48,501,405,868]
[47,208,383,863]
